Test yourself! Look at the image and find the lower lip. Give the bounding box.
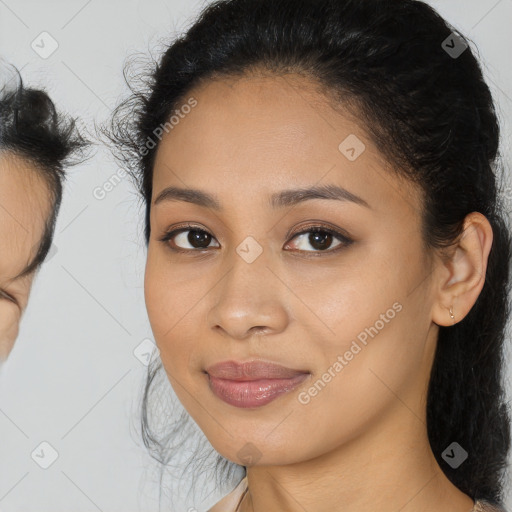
[206,373,310,408]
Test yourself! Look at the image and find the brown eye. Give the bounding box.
[160,225,220,252]
[285,225,353,253]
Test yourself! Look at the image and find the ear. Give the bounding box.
[432,212,493,327]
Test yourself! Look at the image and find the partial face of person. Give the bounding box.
[0,152,51,361]
[145,74,441,466]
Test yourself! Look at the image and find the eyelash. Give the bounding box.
[158,222,354,257]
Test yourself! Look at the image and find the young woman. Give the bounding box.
[109,0,511,510]
[0,65,86,361]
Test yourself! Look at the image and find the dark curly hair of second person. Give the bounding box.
[0,63,88,359]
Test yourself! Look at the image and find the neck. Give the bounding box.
[239,404,474,512]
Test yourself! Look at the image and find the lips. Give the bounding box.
[205,360,310,408]
[205,360,309,380]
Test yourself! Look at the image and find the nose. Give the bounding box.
[207,247,289,341]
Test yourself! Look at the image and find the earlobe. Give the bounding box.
[432,212,493,327]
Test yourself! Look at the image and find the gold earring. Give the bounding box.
[449,306,455,323]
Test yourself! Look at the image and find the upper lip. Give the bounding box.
[205,360,309,381]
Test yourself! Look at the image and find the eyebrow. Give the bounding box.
[153,184,371,210]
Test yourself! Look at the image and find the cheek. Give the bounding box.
[0,304,21,360]
[144,248,204,370]
[294,289,430,444]
[292,256,428,423]
[144,263,199,412]
[144,247,175,336]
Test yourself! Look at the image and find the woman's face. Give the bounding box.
[145,74,442,466]
[0,152,51,361]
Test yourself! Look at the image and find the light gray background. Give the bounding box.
[0,0,510,511]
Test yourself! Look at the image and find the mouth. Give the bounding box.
[204,359,310,408]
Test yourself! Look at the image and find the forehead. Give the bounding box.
[152,73,422,220]
[0,152,51,280]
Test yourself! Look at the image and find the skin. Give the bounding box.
[144,73,492,512]
[0,152,51,362]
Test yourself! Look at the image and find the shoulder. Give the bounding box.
[473,499,509,512]
[208,476,248,512]
[206,487,510,512]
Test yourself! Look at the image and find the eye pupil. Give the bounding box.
[309,231,332,250]
[189,230,211,248]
